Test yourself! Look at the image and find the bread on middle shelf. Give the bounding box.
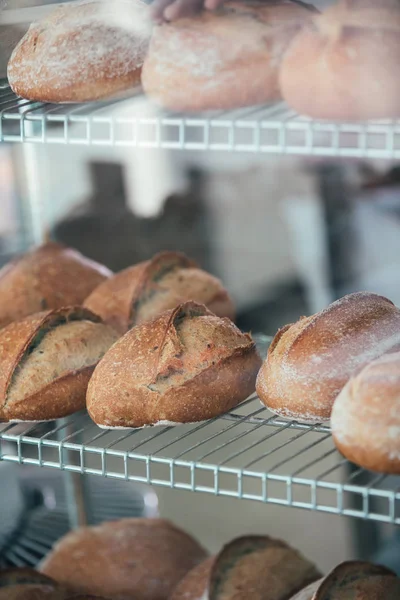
[256,292,400,423]
[84,251,235,334]
[170,534,321,600]
[0,307,118,423]
[87,301,261,428]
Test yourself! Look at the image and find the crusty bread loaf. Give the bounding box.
[332,351,400,474]
[7,0,151,103]
[0,242,111,330]
[256,292,400,423]
[171,535,320,600]
[84,251,234,334]
[87,301,261,428]
[0,306,118,422]
[141,0,315,111]
[279,0,400,120]
[41,518,207,600]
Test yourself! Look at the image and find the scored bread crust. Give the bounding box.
[0,242,111,330]
[87,301,261,428]
[331,351,400,474]
[0,306,118,422]
[141,0,315,112]
[279,0,400,120]
[84,251,235,334]
[40,518,207,600]
[256,292,400,423]
[7,0,151,103]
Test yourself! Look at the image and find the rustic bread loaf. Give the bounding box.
[0,306,118,422]
[256,292,400,423]
[331,351,400,474]
[0,242,111,330]
[7,0,151,103]
[170,535,320,600]
[279,0,400,120]
[87,301,261,428]
[141,0,315,111]
[84,251,234,334]
[41,518,207,600]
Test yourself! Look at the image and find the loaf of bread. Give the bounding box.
[290,561,400,600]
[141,0,315,111]
[279,0,400,120]
[171,535,320,600]
[0,306,118,422]
[41,518,207,600]
[0,242,111,330]
[84,251,234,334]
[87,301,261,428]
[256,292,400,423]
[331,351,400,474]
[7,0,151,103]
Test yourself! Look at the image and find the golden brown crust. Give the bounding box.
[84,251,235,334]
[256,292,400,423]
[41,518,207,600]
[0,242,111,329]
[331,351,400,474]
[7,0,151,103]
[280,0,400,120]
[87,302,261,428]
[0,306,117,422]
[142,1,314,111]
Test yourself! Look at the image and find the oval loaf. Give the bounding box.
[84,251,234,334]
[256,292,400,423]
[87,301,261,428]
[0,306,118,422]
[0,242,111,330]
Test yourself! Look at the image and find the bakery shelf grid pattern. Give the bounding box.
[1,81,400,158]
[1,399,399,525]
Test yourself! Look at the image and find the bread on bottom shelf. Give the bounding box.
[0,307,118,422]
[331,351,400,474]
[279,0,400,121]
[170,535,321,600]
[40,518,207,600]
[87,301,261,428]
[256,292,400,423]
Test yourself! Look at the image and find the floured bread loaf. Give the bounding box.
[280,0,400,120]
[7,0,151,103]
[84,251,234,334]
[87,302,261,428]
[0,242,111,330]
[0,306,118,422]
[142,0,315,111]
[40,518,207,600]
[256,292,400,423]
[171,535,320,600]
[332,351,400,474]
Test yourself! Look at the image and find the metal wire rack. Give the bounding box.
[1,80,400,158]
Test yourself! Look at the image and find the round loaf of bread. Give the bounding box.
[0,242,111,330]
[141,0,315,112]
[331,351,400,474]
[87,301,261,428]
[40,518,207,600]
[279,0,400,120]
[256,292,400,424]
[171,535,320,600]
[0,306,118,422]
[84,251,234,334]
[7,0,151,103]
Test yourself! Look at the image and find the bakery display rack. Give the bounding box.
[0,334,399,526]
[1,80,400,159]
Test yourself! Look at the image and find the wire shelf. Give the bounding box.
[0,392,399,525]
[1,81,400,158]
